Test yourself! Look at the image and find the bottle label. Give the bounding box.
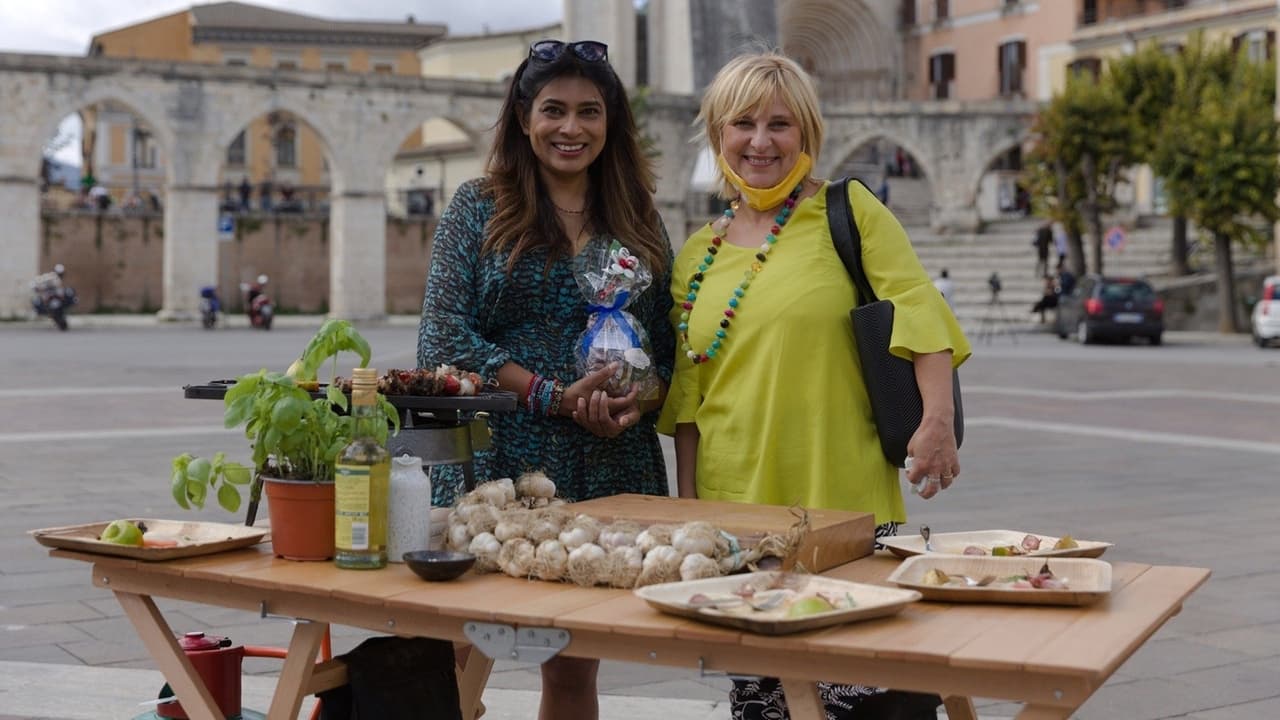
[334,460,389,554]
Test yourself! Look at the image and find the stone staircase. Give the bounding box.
[885,176,932,228]
[903,217,1178,333]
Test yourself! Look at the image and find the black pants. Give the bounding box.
[731,677,941,720]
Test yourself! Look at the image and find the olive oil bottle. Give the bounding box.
[334,367,389,569]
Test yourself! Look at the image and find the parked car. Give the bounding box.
[1055,275,1164,345]
[1251,275,1280,348]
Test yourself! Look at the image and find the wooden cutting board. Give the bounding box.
[571,494,875,572]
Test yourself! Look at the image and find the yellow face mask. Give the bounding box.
[717,152,813,211]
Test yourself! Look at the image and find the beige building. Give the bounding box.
[899,1,1076,218]
[1070,0,1277,214]
[83,1,443,210]
[386,23,562,217]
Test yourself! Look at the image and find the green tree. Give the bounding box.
[1153,43,1279,332]
[1024,72,1135,276]
[1109,42,1192,275]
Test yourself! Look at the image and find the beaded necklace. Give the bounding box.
[678,183,803,365]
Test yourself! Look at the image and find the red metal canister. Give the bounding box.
[155,632,245,719]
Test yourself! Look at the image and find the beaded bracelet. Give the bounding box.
[526,374,547,415]
[539,376,556,416]
[548,380,566,418]
[524,374,540,411]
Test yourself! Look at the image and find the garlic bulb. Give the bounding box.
[636,524,675,555]
[598,521,642,550]
[527,507,570,544]
[447,522,472,552]
[473,479,514,507]
[533,539,569,581]
[465,504,500,537]
[499,538,535,578]
[493,510,529,543]
[468,532,502,572]
[605,546,643,588]
[566,543,608,587]
[515,471,557,499]
[672,521,726,558]
[679,553,720,581]
[558,515,600,551]
[636,544,684,587]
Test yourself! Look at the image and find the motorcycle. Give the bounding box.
[31,269,77,331]
[240,275,273,330]
[199,286,221,329]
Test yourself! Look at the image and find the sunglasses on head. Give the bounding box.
[529,40,609,64]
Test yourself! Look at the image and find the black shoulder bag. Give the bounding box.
[825,178,964,468]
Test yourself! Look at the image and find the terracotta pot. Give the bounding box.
[262,476,335,561]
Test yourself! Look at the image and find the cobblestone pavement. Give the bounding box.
[1,319,1278,719]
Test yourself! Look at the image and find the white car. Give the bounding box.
[1252,275,1280,347]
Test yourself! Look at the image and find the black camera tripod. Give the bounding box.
[976,288,1018,345]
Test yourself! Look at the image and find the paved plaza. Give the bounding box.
[1,319,1278,719]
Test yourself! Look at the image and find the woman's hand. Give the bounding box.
[573,386,640,438]
[905,414,959,500]
[560,364,638,438]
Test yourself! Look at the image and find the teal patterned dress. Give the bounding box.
[417,178,675,507]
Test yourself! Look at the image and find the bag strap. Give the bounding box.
[825,178,879,305]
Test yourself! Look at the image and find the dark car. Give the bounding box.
[1055,275,1164,345]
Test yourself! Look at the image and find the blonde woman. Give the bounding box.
[659,50,970,719]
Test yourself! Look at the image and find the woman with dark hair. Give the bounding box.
[417,40,673,720]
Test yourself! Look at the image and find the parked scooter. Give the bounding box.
[199,286,221,329]
[30,264,77,331]
[240,275,274,330]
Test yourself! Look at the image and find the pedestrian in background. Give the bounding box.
[1052,220,1068,264]
[1033,222,1052,278]
[934,267,955,309]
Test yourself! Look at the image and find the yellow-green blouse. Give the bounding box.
[657,180,971,525]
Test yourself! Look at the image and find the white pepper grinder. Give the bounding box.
[387,455,432,562]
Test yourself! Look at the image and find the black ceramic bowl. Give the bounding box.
[403,550,476,581]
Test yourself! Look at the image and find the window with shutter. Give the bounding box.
[1080,0,1098,26]
[935,0,948,21]
[901,0,916,28]
[998,41,1026,97]
[929,52,954,100]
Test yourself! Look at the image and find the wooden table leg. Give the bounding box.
[1014,705,1075,720]
[455,643,495,720]
[266,621,328,720]
[944,695,979,720]
[780,678,825,720]
[115,591,223,720]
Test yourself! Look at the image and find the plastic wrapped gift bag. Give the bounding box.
[573,238,659,399]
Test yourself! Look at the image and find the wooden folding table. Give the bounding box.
[52,547,1207,720]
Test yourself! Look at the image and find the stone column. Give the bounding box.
[656,200,689,253]
[329,191,387,320]
[160,186,220,320]
[0,176,39,318]
[930,203,982,235]
[564,0,636,87]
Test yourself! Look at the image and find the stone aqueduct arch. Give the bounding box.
[821,102,1037,230]
[0,52,1034,319]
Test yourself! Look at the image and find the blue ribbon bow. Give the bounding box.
[579,290,642,360]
